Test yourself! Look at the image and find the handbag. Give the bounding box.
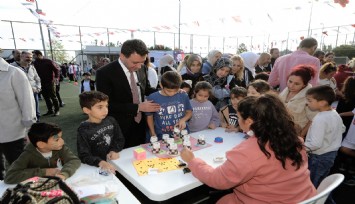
[0,176,80,204]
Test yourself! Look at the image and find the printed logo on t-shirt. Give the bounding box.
[167,105,177,114]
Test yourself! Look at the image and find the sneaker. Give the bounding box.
[53,111,60,116]
[60,102,65,107]
[338,163,347,172]
[42,111,54,116]
[348,169,355,175]
[343,178,355,187]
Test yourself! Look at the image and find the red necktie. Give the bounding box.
[130,71,142,123]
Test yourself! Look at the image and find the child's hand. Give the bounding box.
[46,168,60,176]
[176,120,186,130]
[208,123,216,130]
[99,161,117,174]
[181,147,195,163]
[107,151,119,160]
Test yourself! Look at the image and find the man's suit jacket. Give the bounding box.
[96,60,155,133]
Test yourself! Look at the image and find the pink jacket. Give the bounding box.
[188,137,316,204]
[268,50,320,91]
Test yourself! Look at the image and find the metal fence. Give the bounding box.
[1,20,355,59]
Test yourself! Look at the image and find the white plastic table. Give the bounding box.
[0,164,140,204]
[110,127,245,201]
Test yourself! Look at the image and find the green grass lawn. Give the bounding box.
[39,80,87,155]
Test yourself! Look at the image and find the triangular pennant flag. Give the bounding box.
[163,26,171,30]
[232,16,242,22]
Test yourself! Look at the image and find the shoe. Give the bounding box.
[60,102,65,107]
[338,163,347,172]
[53,111,60,116]
[348,169,355,175]
[343,178,355,186]
[42,111,54,116]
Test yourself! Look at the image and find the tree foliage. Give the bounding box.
[46,40,69,63]
[105,42,116,47]
[149,45,172,50]
[237,43,248,54]
[322,44,333,53]
[332,45,355,59]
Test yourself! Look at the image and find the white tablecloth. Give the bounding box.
[110,127,245,201]
[0,164,140,204]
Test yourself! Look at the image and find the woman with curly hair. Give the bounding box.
[181,94,316,204]
[279,65,318,138]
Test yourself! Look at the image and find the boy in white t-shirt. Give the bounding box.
[305,85,345,188]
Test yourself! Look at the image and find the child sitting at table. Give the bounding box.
[220,87,247,133]
[305,85,345,188]
[4,122,80,184]
[188,81,220,132]
[146,71,193,140]
[77,91,125,174]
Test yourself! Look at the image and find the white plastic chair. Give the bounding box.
[299,173,344,204]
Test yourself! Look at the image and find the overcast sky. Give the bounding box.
[0,0,354,54]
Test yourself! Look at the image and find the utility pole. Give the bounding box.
[178,0,181,50]
[35,0,47,56]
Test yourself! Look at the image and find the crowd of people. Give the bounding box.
[0,36,354,203]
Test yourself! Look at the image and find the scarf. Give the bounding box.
[203,71,227,87]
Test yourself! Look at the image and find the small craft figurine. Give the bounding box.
[162,134,169,144]
[173,127,181,138]
[180,129,188,139]
[183,134,190,143]
[152,142,160,154]
[166,138,174,148]
[169,143,178,155]
[183,139,192,150]
[197,135,206,145]
[150,136,158,146]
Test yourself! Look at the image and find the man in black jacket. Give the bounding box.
[96,39,160,148]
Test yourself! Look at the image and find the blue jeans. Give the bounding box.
[33,92,40,121]
[308,151,337,188]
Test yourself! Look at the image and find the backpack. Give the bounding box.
[0,176,80,204]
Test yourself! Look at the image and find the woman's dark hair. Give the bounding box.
[341,76,355,103]
[288,65,316,85]
[237,94,304,169]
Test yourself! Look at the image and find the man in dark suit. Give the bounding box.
[96,39,160,148]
